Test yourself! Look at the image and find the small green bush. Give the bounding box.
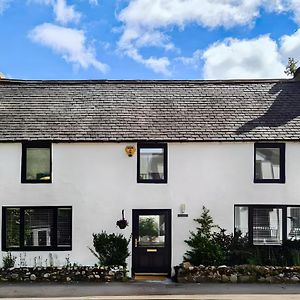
[213,229,253,265]
[89,231,130,267]
[2,252,16,269]
[184,206,225,266]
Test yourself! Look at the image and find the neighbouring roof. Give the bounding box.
[0,78,299,142]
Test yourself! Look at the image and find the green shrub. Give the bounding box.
[213,229,253,265]
[2,252,16,269]
[184,206,300,267]
[89,231,130,267]
[184,206,225,266]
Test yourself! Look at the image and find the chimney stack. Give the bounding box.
[293,67,300,81]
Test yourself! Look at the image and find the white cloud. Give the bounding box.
[200,30,300,79]
[126,48,170,75]
[89,0,98,5]
[118,0,265,54]
[117,0,266,76]
[116,0,300,75]
[280,29,300,61]
[202,36,286,79]
[53,0,81,24]
[176,50,202,69]
[29,0,81,24]
[29,23,108,72]
[0,0,11,14]
[119,0,263,31]
[283,0,300,24]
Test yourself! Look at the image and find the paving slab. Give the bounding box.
[2,296,300,300]
[0,281,300,298]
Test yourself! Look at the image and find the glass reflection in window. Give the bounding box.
[6,208,20,248]
[26,147,51,181]
[255,148,280,180]
[234,206,248,237]
[139,148,164,180]
[287,207,300,240]
[138,215,165,247]
[253,208,282,245]
[24,209,53,247]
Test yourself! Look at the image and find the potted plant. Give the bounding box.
[116,210,128,229]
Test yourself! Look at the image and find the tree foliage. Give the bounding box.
[184,206,224,266]
[139,217,159,239]
[285,57,298,77]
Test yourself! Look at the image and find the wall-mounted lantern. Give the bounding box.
[180,203,186,214]
[125,146,136,157]
[178,203,188,218]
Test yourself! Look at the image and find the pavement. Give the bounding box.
[1,280,300,299]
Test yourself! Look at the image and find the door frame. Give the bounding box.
[132,209,172,277]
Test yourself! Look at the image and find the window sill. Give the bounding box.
[137,180,168,184]
[21,180,52,184]
[254,179,285,184]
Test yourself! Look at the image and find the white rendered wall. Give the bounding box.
[0,142,299,274]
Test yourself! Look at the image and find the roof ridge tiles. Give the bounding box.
[0,78,293,85]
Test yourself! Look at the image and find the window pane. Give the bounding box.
[26,148,51,181]
[57,208,72,247]
[138,215,165,247]
[6,208,20,248]
[234,206,248,237]
[287,207,300,240]
[24,209,53,247]
[253,208,282,245]
[139,148,164,180]
[255,148,280,180]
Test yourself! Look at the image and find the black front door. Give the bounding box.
[132,209,171,276]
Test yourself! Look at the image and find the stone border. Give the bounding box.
[175,262,300,283]
[0,266,126,282]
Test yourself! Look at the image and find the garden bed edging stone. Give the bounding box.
[175,262,300,283]
[0,266,126,282]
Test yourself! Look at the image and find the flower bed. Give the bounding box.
[175,262,300,283]
[0,266,126,282]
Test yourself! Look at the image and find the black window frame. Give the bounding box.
[21,142,52,184]
[234,204,300,246]
[137,143,168,184]
[254,143,285,184]
[2,206,72,251]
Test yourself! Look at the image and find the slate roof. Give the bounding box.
[0,78,299,142]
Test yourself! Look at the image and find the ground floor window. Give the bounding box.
[2,206,72,251]
[234,205,300,245]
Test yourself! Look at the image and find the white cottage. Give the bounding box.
[0,78,300,276]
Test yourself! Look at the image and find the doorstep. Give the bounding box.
[134,275,168,281]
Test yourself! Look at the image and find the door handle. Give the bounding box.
[134,238,138,248]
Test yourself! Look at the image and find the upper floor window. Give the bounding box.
[137,143,167,183]
[2,206,72,251]
[21,142,52,183]
[254,143,285,183]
